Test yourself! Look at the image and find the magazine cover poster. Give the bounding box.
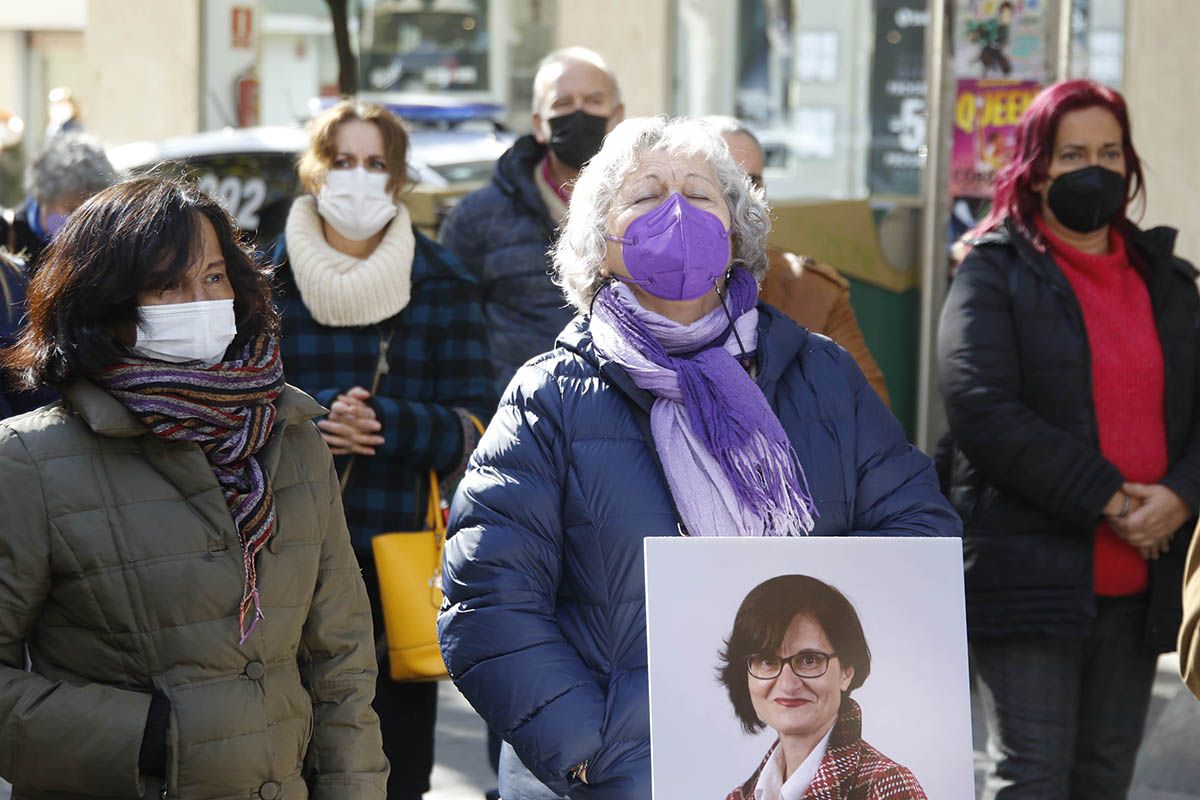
[953,0,1047,80]
[644,537,973,800]
[950,78,1039,198]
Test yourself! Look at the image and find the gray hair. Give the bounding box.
[26,133,117,205]
[532,47,622,113]
[553,116,771,312]
[701,115,763,156]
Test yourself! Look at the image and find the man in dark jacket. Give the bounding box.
[439,47,624,396]
[0,133,116,275]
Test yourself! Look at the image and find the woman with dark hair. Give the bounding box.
[938,79,1200,799]
[719,575,925,800]
[0,176,387,798]
[271,99,494,800]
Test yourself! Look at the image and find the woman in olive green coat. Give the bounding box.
[0,177,387,800]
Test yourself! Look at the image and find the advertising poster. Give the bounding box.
[953,0,1047,81]
[867,0,929,196]
[645,537,973,800]
[950,78,1039,198]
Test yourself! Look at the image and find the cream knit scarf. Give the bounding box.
[284,195,416,327]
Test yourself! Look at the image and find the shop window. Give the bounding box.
[1069,0,1125,89]
[1086,30,1123,87]
[358,0,492,94]
[795,31,839,83]
[792,107,837,158]
[674,0,928,199]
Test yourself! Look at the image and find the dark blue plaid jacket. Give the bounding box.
[271,226,497,553]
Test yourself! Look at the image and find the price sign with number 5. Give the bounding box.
[893,98,927,153]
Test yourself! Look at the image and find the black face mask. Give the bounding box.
[547,110,609,170]
[1046,165,1127,234]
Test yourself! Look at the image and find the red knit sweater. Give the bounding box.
[1038,219,1165,595]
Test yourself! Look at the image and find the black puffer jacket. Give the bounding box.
[938,219,1200,652]
[438,135,572,396]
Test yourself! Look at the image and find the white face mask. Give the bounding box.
[132,299,238,366]
[316,167,399,242]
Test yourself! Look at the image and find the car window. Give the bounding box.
[126,153,300,244]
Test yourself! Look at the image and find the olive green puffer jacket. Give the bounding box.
[0,381,388,800]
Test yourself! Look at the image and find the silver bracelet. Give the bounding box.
[1117,492,1131,519]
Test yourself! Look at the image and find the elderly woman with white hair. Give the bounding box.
[437,117,958,800]
[0,132,117,274]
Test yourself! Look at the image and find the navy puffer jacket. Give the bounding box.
[439,135,574,396]
[438,306,960,799]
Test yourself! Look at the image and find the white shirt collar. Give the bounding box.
[754,726,835,800]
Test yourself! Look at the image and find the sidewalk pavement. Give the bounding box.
[1127,654,1200,800]
[427,681,495,799]
[1,656,1196,800]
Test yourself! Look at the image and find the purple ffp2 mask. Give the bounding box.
[606,193,731,301]
[43,211,69,239]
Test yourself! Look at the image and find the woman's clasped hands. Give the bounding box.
[1106,483,1191,561]
[317,385,385,456]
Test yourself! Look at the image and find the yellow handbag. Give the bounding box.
[369,413,486,681]
[371,470,451,682]
[340,327,484,680]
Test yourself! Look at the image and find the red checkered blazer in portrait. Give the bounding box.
[725,699,927,800]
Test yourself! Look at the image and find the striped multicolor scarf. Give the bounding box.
[97,334,285,643]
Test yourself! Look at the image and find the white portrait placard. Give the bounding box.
[644,537,973,799]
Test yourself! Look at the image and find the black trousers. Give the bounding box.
[359,555,438,800]
[973,595,1158,800]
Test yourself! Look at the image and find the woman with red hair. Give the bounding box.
[938,79,1200,799]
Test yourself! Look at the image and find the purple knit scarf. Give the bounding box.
[590,267,816,536]
[96,334,285,643]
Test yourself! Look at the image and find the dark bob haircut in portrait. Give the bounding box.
[718,574,872,735]
[3,175,277,390]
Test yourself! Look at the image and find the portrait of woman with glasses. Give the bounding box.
[719,574,926,800]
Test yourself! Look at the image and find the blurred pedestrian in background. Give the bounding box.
[439,116,958,799]
[707,116,890,406]
[938,80,1200,800]
[44,86,84,139]
[440,46,624,397]
[271,99,495,800]
[0,108,26,207]
[0,176,387,799]
[0,132,117,275]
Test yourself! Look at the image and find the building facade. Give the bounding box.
[0,0,1195,442]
